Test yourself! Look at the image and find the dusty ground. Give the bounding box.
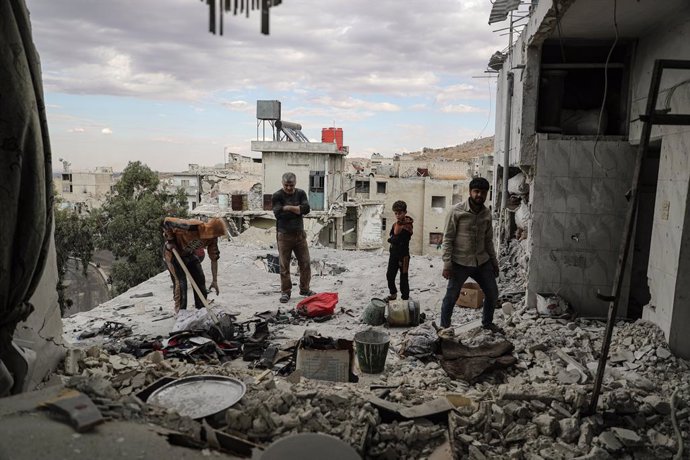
[62,238,485,351]
[56,238,690,459]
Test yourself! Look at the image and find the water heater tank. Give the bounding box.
[321,127,343,150]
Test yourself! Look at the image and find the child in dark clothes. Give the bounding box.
[386,200,414,301]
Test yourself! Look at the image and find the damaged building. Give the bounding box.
[54,164,116,215]
[345,158,470,257]
[491,0,690,358]
[244,100,386,251]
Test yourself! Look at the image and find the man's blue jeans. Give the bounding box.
[440,261,499,328]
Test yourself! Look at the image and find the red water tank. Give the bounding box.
[321,127,344,150]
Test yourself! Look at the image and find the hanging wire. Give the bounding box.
[593,0,619,175]
[552,0,567,63]
[478,79,494,139]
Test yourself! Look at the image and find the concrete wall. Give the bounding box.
[528,137,635,316]
[397,159,469,180]
[631,12,690,357]
[422,180,457,257]
[493,40,539,172]
[381,179,426,255]
[346,176,467,256]
[262,151,345,207]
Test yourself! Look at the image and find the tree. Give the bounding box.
[93,161,188,295]
[53,193,95,315]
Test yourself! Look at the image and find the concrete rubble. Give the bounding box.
[47,239,689,459]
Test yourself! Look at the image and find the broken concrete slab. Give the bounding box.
[40,389,104,432]
[610,427,642,447]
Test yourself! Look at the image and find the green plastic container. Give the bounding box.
[361,298,386,326]
[354,329,390,374]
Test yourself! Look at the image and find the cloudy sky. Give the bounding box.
[26,0,505,172]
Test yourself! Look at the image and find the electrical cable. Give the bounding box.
[663,78,690,112]
[478,79,494,139]
[552,0,567,64]
[592,0,618,175]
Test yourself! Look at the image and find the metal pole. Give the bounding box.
[588,59,665,414]
[500,72,514,226]
[500,11,515,242]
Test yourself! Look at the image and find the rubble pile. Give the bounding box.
[225,376,452,459]
[65,375,204,441]
[447,305,690,459]
[498,239,528,297]
[226,380,375,449]
[61,346,253,393]
[377,360,466,404]
[54,242,690,459]
[367,420,447,459]
[54,302,690,459]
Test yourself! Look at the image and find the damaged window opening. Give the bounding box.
[431,196,446,208]
[309,171,324,192]
[376,182,387,194]
[355,180,370,194]
[381,218,387,232]
[429,232,443,245]
[537,40,631,136]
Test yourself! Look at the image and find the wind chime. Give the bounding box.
[202,0,283,35]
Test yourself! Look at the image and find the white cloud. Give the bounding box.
[27,0,502,166]
[311,96,400,112]
[101,127,113,134]
[440,104,484,114]
[222,100,251,111]
[435,83,483,103]
[27,0,503,100]
[69,127,86,133]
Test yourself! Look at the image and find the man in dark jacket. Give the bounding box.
[386,200,413,301]
[272,172,315,303]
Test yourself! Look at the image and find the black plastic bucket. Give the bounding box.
[354,329,390,374]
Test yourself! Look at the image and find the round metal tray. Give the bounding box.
[147,375,246,419]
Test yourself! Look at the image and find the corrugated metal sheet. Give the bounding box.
[489,0,521,24]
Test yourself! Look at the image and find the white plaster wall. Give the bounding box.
[379,179,426,256]
[422,180,458,257]
[263,152,344,206]
[628,12,690,347]
[643,132,690,337]
[528,137,635,316]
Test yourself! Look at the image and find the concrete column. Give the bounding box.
[335,217,344,250]
[669,178,690,359]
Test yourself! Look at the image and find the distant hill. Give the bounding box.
[404,136,494,161]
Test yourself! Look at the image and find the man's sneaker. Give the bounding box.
[482,323,505,334]
[299,289,316,297]
[280,292,291,303]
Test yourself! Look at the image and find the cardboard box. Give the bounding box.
[455,282,485,309]
[296,347,351,382]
